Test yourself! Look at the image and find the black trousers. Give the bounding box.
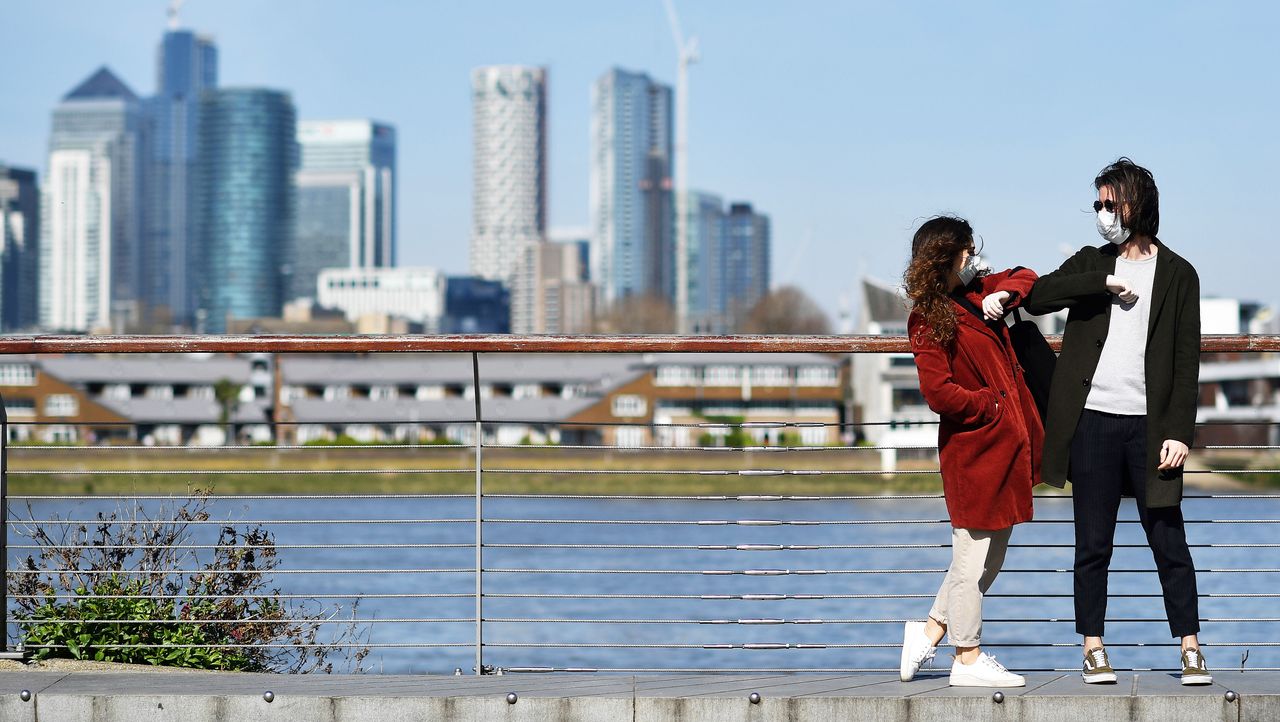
[1071,409,1200,638]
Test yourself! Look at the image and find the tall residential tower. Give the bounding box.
[590,68,674,308]
[469,66,547,285]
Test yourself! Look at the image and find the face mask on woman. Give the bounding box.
[956,254,990,286]
[1096,208,1131,245]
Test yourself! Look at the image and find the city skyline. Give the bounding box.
[3,1,1278,322]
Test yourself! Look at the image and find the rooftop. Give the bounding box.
[63,67,138,102]
[40,356,254,384]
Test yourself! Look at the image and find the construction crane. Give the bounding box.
[663,0,699,334]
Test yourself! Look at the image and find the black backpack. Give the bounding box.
[952,291,1056,423]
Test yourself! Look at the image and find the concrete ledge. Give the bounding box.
[0,671,1272,721]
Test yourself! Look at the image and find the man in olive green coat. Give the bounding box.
[1024,158,1208,686]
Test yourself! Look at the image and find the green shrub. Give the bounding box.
[303,434,365,446]
[21,575,259,669]
[9,493,369,672]
[695,414,752,447]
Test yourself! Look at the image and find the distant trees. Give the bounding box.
[589,286,831,335]
[592,294,677,334]
[741,286,832,335]
[213,378,242,443]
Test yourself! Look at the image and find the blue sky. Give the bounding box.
[4,1,1277,323]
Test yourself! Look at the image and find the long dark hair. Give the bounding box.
[904,216,975,346]
[1095,157,1160,238]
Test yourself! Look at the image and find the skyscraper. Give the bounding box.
[195,88,296,333]
[0,163,40,332]
[511,237,595,335]
[683,190,724,334]
[39,67,145,333]
[144,27,217,328]
[442,277,510,334]
[590,68,674,307]
[721,202,771,328]
[678,194,771,333]
[290,119,397,302]
[470,66,547,284]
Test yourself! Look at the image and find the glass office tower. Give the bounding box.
[196,88,296,332]
[0,163,40,331]
[39,67,145,333]
[683,190,724,334]
[721,202,771,328]
[290,119,397,302]
[144,29,217,327]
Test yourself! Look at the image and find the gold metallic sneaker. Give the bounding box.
[1082,646,1117,684]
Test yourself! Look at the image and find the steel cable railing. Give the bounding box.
[2,336,1278,675]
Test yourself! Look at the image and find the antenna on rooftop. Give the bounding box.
[167,0,186,30]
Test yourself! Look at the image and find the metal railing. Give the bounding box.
[2,334,1279,675]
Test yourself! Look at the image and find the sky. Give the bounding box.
[3,1,1278,325]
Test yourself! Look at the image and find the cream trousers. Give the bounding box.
[928,526,1011,647]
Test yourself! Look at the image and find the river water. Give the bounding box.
[9,493,1279,675]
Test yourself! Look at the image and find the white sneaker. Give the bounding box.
[899,621,937,682]
[949,652,1026,687]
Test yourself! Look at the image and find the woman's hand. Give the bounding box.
[1158,439,1189,470]
[1106,275,1139,304]
[982,291,1011,321]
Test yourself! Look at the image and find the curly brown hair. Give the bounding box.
[903,216,976,347]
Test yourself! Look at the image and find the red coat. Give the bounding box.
[908,268,1043,530]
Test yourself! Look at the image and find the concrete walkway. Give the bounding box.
[0,670,1275,721]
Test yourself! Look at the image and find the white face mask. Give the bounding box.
[956,253,990,286]
[1096,209,1131,245]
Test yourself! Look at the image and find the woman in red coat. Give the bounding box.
[897,216,1043,688]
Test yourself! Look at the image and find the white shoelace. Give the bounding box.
[913,645,937,667]
[1088,649,1108,670]
[1185,649,1202,669]
[981,653,1011,674]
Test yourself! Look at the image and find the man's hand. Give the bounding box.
[1106,275,1139,304]
[1158,439,1190,470]
[982,291,1011,321]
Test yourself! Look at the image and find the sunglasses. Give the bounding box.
[1092,199,1117,213]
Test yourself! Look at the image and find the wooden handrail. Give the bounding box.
[0,334,1277,354]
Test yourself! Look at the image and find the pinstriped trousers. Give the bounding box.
[1070,409,1200,638]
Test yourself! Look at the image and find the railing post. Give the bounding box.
[0,392,18,658]
[471,352,484,675]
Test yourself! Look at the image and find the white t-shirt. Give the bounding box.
[1085,253,1159,416]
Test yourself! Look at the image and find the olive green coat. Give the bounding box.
[1023,240,1200,508]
